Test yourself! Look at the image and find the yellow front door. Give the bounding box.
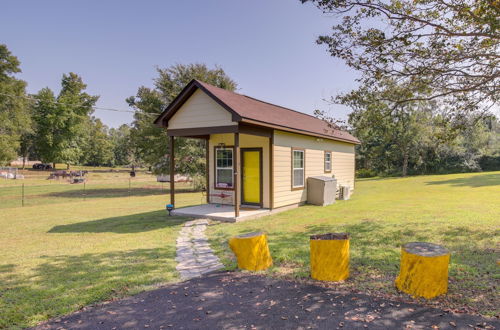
[242,150,261,205]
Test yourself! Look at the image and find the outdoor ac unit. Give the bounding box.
[338,186,351,200]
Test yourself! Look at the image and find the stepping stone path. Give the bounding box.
[175,219,224,280]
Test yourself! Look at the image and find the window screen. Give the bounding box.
[215,148,233,188]
[292,150,304,188]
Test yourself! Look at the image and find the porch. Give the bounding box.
[171,204,271,222]
[168,123,274,220]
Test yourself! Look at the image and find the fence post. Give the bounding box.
[22,183,25,207]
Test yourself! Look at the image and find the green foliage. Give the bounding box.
[80,117,114,166]
[127,63,237,176]
[32,73,99,168]
[0,44,31,165]
[337,78,499,176]
[109,124,134,166]
[305,0,499,115]
[356,168,377,178]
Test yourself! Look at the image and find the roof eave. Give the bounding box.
[240,118,360,145]
[154,80,242,128]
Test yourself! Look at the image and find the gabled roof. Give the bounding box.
[154,79,360,144]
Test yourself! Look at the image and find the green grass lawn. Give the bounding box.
[0,170,197,209]
[207,171,500,316]
[0,172,203,329]
[1,171,499,328]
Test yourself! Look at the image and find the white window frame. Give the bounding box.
[292,149,305,189]
[215,147,234,189]
[324,151,332,173]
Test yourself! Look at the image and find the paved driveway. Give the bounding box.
[34,271,498,329]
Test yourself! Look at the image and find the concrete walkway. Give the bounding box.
[175,219,224,279]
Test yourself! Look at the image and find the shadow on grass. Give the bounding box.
[48,210,191,234]
[0,247,178,329]
[425,173,500,187]
[46,187,197,199]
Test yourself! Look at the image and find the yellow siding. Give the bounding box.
[273,130,355,208]
[168,89,237,129]
[208,133,270,208]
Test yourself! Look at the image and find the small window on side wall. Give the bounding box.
[324,151,332,173]
[215,147,233,189]
[292,149,305,188]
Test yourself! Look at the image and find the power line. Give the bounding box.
[0,92,162,117]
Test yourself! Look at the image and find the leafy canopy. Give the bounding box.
[127,63,237,177]
[0,44,31,165]
[33,73,99,167]
[304,0,499,115]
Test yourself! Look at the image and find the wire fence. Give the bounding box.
[0,170,202,209]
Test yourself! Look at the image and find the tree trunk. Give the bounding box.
[66,163,70,170]
[53,162,56,170]
[402,151,409,177]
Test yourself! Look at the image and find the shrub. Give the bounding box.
[356,168,377,178]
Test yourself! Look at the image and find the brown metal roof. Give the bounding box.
[155,80,360,144]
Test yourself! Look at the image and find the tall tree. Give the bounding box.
[339,78,496,176]
[127,63,237,178]
[109,124,134,166]
[304,0,499,116]
[80,117,114,166]
[33,73,98,168]
[0,44,31,165]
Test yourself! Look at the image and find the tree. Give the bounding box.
[338,77,497,176]
[127,63,237,178]
[80,117,114,166]
[33,73,99,168]
[109,124,134,166]
[0,44,31,165]
[304,0,499,116]
[340,80,433,175]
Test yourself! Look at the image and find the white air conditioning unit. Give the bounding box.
[338,186,351,200]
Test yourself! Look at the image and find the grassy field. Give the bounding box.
[1,170,499,328]
[207,171,500,316]
[0,169,198,209]
[0,170,203,329]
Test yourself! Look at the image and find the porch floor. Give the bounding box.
[171,204,271,222]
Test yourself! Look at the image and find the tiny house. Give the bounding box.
[154,80,359,220]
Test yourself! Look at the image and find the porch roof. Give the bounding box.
[154,80,360,144]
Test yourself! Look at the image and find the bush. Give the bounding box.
[479,156,500,171]
[356,168,377,178]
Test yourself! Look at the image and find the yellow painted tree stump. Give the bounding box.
[229,232,272,271]
[395,242,450,299]
[310,233,349,282]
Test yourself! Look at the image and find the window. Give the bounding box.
[292,149,305,188]
[324,151,332,173]
[215,147,233,189]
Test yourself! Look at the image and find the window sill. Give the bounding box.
[214,186,235,191]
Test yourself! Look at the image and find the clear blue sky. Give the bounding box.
[1,0,359,128]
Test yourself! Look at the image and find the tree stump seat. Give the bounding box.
[395,242,450,299]
[310,232,350,282]
[229,232,272,271]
